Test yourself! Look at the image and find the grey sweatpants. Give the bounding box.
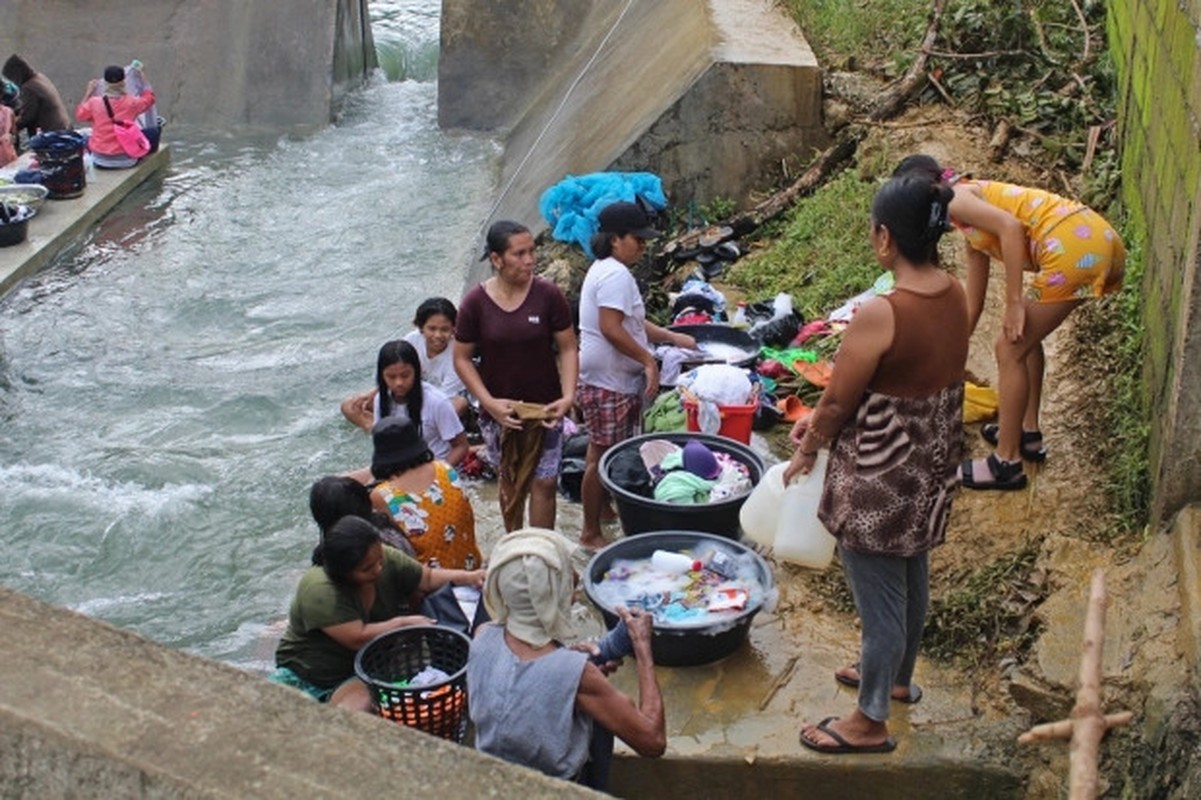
[839,544,930,722]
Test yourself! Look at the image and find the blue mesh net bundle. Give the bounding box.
[539,171,667,257]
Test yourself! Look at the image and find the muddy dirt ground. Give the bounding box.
[498,101,1194,796]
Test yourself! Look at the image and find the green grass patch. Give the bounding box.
[780,0,929,66]
[725,170,882,321]
[922,540,1045,665]
[1064,229,1149,540]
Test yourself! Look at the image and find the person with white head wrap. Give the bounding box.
[468,528,666,790]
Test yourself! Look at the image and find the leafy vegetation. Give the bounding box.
[922,540,1045,664]
[725,171,881,321]
[1064,235,1150,539]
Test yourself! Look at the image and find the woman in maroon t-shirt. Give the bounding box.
[454,221,578,531]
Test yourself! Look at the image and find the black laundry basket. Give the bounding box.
[354,625,471,742]
[29,130,88,199]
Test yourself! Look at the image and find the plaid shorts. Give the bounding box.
[577,383,642,447]
[479,415,564,480]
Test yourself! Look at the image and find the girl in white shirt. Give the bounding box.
[402,297,469,418]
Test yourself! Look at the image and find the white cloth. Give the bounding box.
[403,329,466,398]
[373,382,464,461]
[578,256,650,395]
[483,527,577,648]
[678,364,754,405]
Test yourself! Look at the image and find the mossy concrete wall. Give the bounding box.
[0,0,375,133]
[439,0,825,264]
[1107,0,1201,525]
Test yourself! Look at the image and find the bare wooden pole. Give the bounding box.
[1069,568,1110,798]
[1017,569,1132,799]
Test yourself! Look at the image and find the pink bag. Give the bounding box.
[104,97,150,159]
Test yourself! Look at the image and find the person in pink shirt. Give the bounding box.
[75,64,158,169]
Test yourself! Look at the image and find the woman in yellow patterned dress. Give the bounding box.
[894,155,1126,491]
[367,417,483,570]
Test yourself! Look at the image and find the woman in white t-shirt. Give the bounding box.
[402,297,469,418]
[341,339,467,466]
[576,201,695,550]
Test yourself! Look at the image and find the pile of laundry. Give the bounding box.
[592,546,767,627]
[606,437,753,504]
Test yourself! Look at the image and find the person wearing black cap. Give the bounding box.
[74,62,158,169]
[576,201,696,551]
[1,55,70,142]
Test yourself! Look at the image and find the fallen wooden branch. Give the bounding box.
[869,0,945,120]
[1017,569,1132,799]
[1018,711,1133,744]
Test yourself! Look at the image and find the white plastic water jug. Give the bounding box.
[739,461,789,546]
[773,451,836,569]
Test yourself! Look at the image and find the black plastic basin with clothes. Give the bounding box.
[598,431,764,539]
[667,323,760,368]
[583,530,774,666]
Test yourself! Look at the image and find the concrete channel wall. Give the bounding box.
[439,0,825,269]
[0,0,375,133]
[0,586,597,799]
[1107,0,1201,526]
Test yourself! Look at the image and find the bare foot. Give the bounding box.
[578,533,608,551]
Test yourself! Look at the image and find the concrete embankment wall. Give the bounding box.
[0,586,596,798]
[0,0,375,133]
[440,0,825,270]
[1107,0,1201,525]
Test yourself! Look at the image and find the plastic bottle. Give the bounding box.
[731,301,749,328]
[651,549,701,574]
[738,461,789,546]
[773,451,836,569]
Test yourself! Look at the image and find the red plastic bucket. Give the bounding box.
[683,399,755,444]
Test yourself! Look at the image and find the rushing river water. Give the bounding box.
[0,1,506,672]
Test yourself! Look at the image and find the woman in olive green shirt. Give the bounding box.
[272,515,484,711]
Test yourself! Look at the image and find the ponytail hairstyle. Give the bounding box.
[413,296,457,328]
[312,515,381,583]
[871,175,955,266]
[481,220,531,263]
[375,339,424,430]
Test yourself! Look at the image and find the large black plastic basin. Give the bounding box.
[599,431,764,540]
[583,530,774,666]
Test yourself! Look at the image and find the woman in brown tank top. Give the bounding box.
[785,174,969,755]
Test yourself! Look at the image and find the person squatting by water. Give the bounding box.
[785,172,969,754]
[466,527,665,790]
[891,154,1126,492]
[2,54,70,142]
[453,220,579,532]
[576,201,696,552]
[367,416,483,571]
[75,63,160,169]
[270,515,484,712]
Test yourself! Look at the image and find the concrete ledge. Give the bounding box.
[0,587,596,798]
[0,146,170,298]
[442,0,825,264]
[1172,505,1201,685]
